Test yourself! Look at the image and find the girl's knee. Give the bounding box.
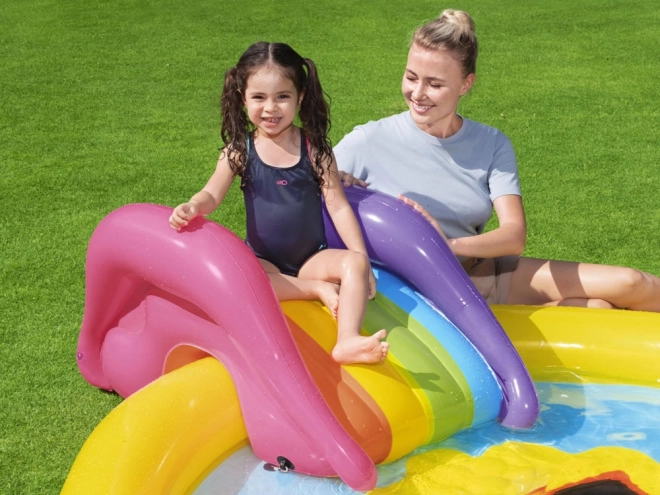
[342,251,370,276]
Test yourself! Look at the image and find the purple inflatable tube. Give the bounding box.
[326,187,539,429]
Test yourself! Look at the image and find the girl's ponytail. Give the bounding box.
[220,65,250,178]
[299,58,333,186]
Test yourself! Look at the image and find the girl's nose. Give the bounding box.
[264,98,277,112]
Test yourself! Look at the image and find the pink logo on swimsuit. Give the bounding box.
[276,180,288,186]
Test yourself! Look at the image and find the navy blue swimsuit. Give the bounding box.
[243,133,328,276]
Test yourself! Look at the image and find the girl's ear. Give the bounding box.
[298,91,305,106]
[460,73,476,95]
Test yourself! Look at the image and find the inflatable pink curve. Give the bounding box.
[76,203,377,492]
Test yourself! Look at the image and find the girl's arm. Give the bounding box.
[322,155,368,255]
[399,194,527,258]
[322,155,376,297]
[169,152,236,230]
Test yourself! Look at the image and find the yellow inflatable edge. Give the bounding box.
[495,305,660,387]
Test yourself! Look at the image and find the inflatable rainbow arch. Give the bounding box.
[62,188,660,494]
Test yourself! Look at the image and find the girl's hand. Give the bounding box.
[169,202,199,230]
[368,268,377,300]
[398,195,448,242]
[338,171,368,188]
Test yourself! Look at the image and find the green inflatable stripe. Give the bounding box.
[362,293,474,443]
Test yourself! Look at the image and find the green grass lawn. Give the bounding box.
[1,0,658,492]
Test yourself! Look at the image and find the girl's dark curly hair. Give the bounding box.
[220,42,333,187]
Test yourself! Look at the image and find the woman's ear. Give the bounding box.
[460,73,476,95]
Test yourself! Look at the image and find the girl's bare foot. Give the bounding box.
[316,281,340,318]
[332,329,389,365]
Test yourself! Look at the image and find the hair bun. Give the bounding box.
[439,9,475,36]
[412,9,478,75]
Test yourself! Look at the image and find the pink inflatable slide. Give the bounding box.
[76,203,377,491]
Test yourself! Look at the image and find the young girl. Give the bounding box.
[170,41,389,364]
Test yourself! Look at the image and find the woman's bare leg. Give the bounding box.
[506,257,660,312]
[257,259,340,317]
[298,249,389,364]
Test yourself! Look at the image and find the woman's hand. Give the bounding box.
[169,202,199,230]
[338,171,368,188]
[398,195,448,242]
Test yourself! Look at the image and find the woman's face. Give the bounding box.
[402,44,475,137]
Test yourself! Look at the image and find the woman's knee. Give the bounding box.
[613,267,647,293]
[587,298,615,309]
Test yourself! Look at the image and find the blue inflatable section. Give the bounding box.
[374,267,502,426]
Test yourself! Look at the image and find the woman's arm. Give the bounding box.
[337,171,368,188]
[169,152,236,230]
[452,194,526,258]
[400,194,526,258]
[398,195,448,242]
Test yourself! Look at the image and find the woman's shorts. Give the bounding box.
[461,255,520,305]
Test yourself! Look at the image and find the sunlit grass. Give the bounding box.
[1,0,658,492]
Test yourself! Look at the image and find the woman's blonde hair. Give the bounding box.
[412,9,478,76]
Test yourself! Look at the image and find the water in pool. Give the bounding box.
[195,382,660,494]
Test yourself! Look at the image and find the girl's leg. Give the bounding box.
[258,259,340,318]
[507,257,660,312]
[298,249,389,365]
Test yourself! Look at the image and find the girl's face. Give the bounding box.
[244,68,301,139]
[402,44,475,137]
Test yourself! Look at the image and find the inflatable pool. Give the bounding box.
[62,188,660,494]
[62,304,660,494]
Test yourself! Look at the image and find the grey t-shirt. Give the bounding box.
[334,111,521,241]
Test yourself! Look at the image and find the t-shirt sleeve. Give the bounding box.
[334,126,370,181]
[488,132,521,201]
